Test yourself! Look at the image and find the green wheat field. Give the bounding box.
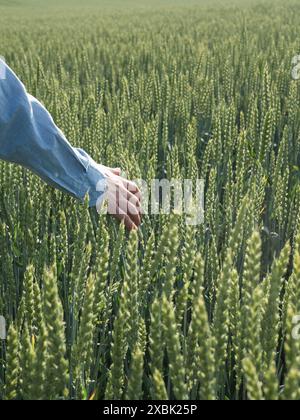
[0,0,300,401]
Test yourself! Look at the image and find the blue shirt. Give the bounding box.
[0,59,106,207]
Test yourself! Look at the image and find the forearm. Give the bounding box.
[0,59,105,206]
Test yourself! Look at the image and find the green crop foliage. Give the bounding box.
[1,0,300,400]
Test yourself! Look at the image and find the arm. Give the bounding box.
[0,59,142,229]
[0,58,105,207]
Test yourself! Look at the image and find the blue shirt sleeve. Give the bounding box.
[0,58,106,207]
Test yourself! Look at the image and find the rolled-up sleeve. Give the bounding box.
[0,58,106,207]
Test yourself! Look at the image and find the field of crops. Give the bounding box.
[1,0,300,401]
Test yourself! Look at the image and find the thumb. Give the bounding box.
[111,168,121,176]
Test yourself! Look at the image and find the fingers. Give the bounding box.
[102,167,140,199]
[110,168,121,176]
[121,179,142,203]
[118,197,141,227]
[107,188,141,228]
[120,187,141,211]
[114,208,137,231]
[107,178,141,208]
[103,167,142,231]
[107,168,141,202]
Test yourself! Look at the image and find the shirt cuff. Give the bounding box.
[73,148,107,208]
[85,162,108,209]
[81,159,108,208]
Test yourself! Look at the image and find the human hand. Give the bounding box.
[97,165,142,231]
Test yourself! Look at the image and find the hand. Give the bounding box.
[97,165,142,231]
